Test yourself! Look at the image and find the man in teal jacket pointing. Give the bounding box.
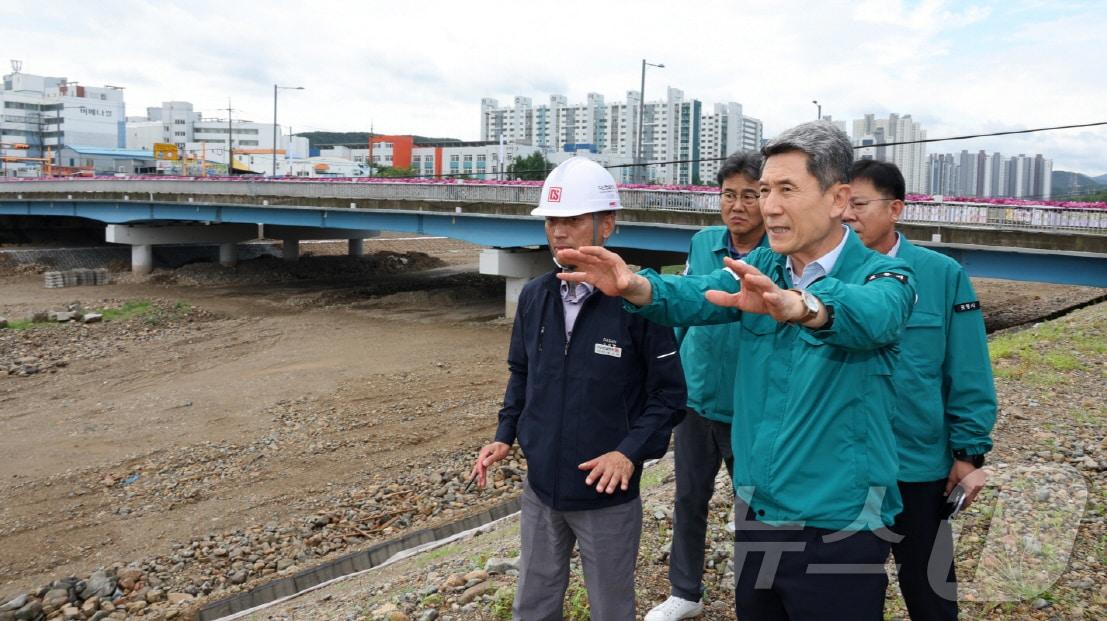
[844,159,996,620]
[646,151,769,621]
[558,121,914,620]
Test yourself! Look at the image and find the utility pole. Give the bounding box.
[217,99,236,176]
[273,84,304,176]
[368,121,374,178]
[636,59,665,184]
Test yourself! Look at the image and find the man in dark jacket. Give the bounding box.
[471,157,687,621]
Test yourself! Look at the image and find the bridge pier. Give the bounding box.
[105,224,259,275]
[219,243,238,267]
[479,248,552,320]
[132,245,153,276]
[348,238,364,258]
[262,226,379,262]
[283,238,300,262]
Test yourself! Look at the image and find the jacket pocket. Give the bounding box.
[902,310,945,376]
[740,313,777,337]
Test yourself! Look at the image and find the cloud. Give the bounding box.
[1,0,1103,173]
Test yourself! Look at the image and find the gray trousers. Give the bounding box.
[669,409,734,602]
[514,483,643,621]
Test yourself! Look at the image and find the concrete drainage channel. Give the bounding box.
[197,498,522,621]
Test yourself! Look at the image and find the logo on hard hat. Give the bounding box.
[597,184,615,192]
[548,187,562,202]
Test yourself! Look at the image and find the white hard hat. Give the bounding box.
[531,156,622,217]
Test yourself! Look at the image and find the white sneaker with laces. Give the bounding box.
[644,596,704,621]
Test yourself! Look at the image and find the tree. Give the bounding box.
[372,165,417,178]
[507,152,553,180]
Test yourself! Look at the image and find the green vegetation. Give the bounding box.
[640,462,672,490]
[507,153,553,181]
[2,319,37,330]
[415,544,460,567]
[420,593,444,608]
[660,264,685,275]
[988,321,1102,384]
[371,165,418,178]
[1,300,193,332]
[99,300,154,321]
[563,575,591,621]
[490,587,514,620]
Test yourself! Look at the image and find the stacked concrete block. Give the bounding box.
[44,271,66,288]
[43,268,111,289]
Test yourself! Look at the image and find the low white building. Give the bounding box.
[0,67,126,175]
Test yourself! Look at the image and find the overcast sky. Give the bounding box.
[2,0,1104,176]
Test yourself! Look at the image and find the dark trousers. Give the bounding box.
[733,507,891,620]
[669,409,735,602]
[890,480,958,621]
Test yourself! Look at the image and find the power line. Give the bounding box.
[291,120,1107,187]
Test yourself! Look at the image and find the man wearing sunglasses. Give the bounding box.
[843,160,996,620]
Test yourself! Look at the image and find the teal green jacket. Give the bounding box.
[630,228,914,530]
[892,237,996,482]
[675,227,769,423]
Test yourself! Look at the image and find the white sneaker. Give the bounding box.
[644,596,704,621]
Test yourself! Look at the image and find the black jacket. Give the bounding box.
[494,271,686,511]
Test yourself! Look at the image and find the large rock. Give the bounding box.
[42,588,69,608]
[484,557,519,575]
[117,568,144,591]
[81,571,116,599]
[166,593,194,605]
[458,581,495,605]
[0,595,27,612]
[13,601,42,621]
[0,317,7,329]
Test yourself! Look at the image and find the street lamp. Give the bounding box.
[813,99,821,121]
[636,59,665,184]
[273,84,304,176]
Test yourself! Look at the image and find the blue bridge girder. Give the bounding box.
[0,197,1105,288]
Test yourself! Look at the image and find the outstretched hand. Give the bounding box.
[704,257,807,323]
[555,246,653,307]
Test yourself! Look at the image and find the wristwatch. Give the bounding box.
[789,289,821,324]
[953,449,986,468]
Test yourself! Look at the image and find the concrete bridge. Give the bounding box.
[1,178,1104,316]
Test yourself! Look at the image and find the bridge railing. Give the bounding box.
[1,178,1105,233]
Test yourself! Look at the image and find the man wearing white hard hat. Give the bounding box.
[471,157,687,620]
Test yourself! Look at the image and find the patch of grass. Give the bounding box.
[99,300,154,321]
[490,586,514,621]
[563,575,590,621]
[420,593,444,608]
[660,264,685,275]
[468,551,490,570]
[2,319,36,330]
[93,299,192,326]
[639,464,669,490]
[416,544,460,567]
[1043,352,1083,371]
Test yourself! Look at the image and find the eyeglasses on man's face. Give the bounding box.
[848,197,897,211]
[721,190,760,205]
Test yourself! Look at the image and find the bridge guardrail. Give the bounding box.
[1,178,1104,233]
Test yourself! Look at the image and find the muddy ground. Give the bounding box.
[0,236,1104,620]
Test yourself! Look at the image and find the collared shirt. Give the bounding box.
[723,229,746,260]
[559,279,595,341]
[786,225,851,290]
[682,229,750,276]
[888,232,903,258]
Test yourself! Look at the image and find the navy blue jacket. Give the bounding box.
[494,271,687,511]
